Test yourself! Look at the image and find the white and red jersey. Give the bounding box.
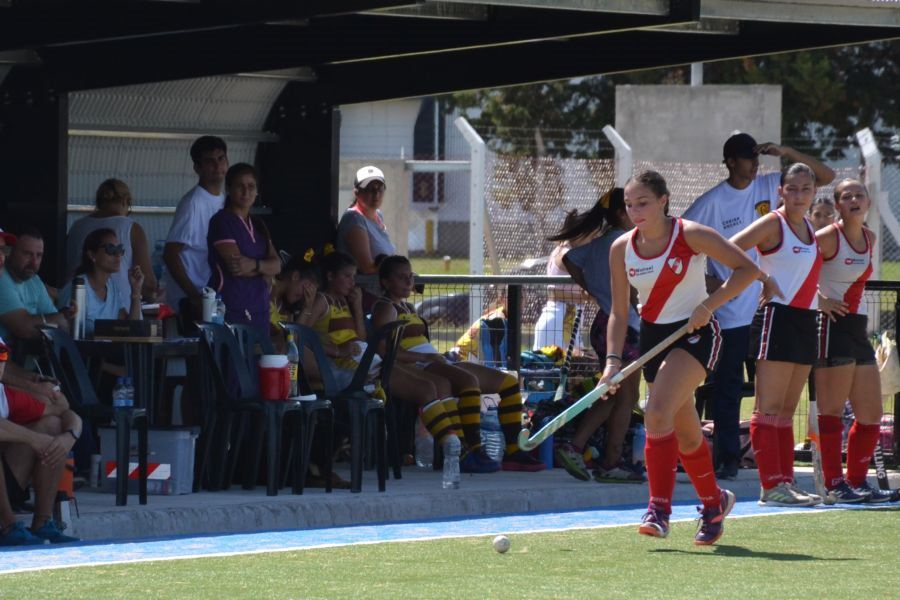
[625,218,707,324]
[759,211,822,310]
[818,223,873,315]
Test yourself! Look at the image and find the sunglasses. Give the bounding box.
[99,244,125,257]
[362,184,386,195]
[0,344,9,363]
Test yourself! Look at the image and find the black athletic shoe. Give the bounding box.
[826,480,868,504]
[855,481,894,504]
[715,460,739,481]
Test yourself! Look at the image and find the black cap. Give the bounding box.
[723,133,758,161]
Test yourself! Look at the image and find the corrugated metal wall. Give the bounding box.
[67,76,287,249]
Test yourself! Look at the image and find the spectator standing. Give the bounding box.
[65,179,157,304]
[336,166,396,276]
[57,229,144,337]
[732,163,824,507]
[162,136,228,319]
[207,164,280,334]
[0,229,74,342]
[554,188,644,482]
[682,133,835,479]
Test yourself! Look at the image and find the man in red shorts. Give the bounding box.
[0,337,83,546]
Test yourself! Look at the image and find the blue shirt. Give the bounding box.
[564,228,641,331]
[0,270,58,339]
[58,278,125,337]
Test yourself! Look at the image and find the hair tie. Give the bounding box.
[323,243,335,256]
[303,248,315,263]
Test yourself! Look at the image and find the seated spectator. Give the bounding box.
[57,229,144,337]
[0,339,82,545]
[373,255,544,473]
[0,228,74,344]
[207,163,280,336]
[308,251,380,391]
[269,251,319,352]
[65,179,157,302]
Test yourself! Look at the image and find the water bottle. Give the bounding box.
[73,276,87,340]
[480,408,505,463]
[414,417,434,469]
[212,295,226,325]
[123,377,135,408]
[286,333,300,397]
[151,240,166,282]
[632,423,646,465]
[112,377,128,408]
[442,435,460,489]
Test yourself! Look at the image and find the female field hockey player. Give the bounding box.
[731,163,824,507]
[813,179,894,503]
[599,170,759,545]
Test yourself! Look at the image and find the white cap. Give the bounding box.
[353,165,386,189]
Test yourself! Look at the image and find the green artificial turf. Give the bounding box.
[3,507,898,599]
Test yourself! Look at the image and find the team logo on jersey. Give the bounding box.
[666,257,684,275]
[755,200,771,217]
[687,334,701,344]
[792,246,811,254]
[844,258,865,265]
[629,266,654,278]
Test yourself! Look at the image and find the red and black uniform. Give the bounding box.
[623,218,723,515]
[816,223,881,490]
[748,210,822,491]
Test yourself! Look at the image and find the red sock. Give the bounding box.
[679,441,720,509]
[845,421,880,488]
[750,413,782,490]
[778,418,795,483]
[646,430,678,514]
[817,415,845,489]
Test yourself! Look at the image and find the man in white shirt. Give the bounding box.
[162,136,228,320]
[683,132,834,479]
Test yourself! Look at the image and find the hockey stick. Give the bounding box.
[806,373,833,504]
[553,305,584,402]
[518,323,689,451]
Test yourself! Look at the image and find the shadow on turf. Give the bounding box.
[651,546,860,562]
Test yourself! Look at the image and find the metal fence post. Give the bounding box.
[506,283,522,373]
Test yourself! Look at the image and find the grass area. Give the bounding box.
[2,508,898,598]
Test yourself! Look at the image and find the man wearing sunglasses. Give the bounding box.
[0,339,82,545]
[0,228,75,345]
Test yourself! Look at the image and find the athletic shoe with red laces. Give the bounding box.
[694,488,736,546]
[638,508,669,538]
[501,450,546,472]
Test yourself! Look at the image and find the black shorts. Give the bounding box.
[749,303,817,365]
[817,313,876,367]
[639,318,722,383]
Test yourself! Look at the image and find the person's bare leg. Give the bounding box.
[5,415,64,530]
[600,372,640,470]
[0,444,19,530]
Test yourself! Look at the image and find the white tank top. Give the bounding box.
[818,222,872,316]
[625,218,707,324]
[759,211,821,310]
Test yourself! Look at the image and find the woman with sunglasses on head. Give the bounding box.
[812,179,894,503]
[598,170,759,545]
[57,228,144,337]
[207,163,281,335]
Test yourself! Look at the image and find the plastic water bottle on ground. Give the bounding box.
[112,377,128,408]
[479,408,505,463]
[632,423,646,464]
[415,417,434,469]
[442,435,460,489]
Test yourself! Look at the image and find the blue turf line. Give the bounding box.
[0,500,889,575]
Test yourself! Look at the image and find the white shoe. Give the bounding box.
[786,481,822,506]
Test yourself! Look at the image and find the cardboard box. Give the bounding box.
[99,427,199,495]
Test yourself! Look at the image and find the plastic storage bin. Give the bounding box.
[99,427,199,495]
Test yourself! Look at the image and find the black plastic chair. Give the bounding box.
[281,321,405,493]
[229,323,333,494]
[39,326,148,506]
[196,322,305,496]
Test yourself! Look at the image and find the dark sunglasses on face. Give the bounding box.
[100,243,126,257]
[0,344,9,363]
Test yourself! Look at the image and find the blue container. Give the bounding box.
[538,417,554,469]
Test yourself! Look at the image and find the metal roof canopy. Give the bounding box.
[1,1,899,102]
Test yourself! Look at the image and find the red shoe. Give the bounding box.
[502,450,546,472]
